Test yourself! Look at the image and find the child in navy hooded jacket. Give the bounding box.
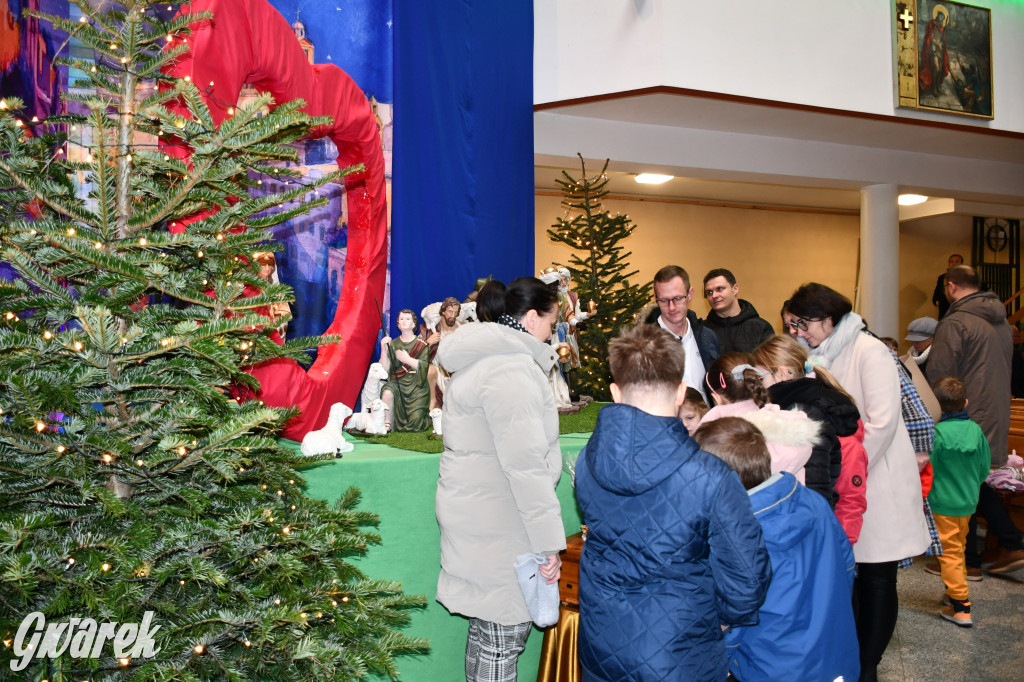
[695,416,859,682]
[575,325,771,681]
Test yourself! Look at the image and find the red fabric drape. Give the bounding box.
[163,0,388,439]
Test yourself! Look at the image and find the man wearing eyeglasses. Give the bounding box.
[927,264,1023,576]
[644,265,720,402]
[702,268,775,354]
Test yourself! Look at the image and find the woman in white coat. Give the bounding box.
[435,277,566,682]
[787,283,929,682]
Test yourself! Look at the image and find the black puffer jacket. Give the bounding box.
[704,300,775,354]
[767,378,861,508]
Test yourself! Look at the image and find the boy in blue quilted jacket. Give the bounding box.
[575,324,771,681]
[694,416,859,682]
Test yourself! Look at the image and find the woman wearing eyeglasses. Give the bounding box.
[786,283,929,682]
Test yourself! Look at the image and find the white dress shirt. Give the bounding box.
[658,316,708,402]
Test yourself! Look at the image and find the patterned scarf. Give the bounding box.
[497,314,529,335]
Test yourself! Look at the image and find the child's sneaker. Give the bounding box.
[940,598,973,627]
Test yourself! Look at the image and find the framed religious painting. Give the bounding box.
[894,1,993,119]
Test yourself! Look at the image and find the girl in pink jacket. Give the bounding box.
[699,353,822,485]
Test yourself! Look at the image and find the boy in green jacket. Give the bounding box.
[929,376,991,627]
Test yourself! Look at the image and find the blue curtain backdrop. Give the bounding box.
[391,1,534,332]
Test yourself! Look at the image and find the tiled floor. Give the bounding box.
[877,560,1024,681]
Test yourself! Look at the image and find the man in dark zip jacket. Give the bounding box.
[702,268,775,353]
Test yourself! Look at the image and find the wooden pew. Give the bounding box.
[987,402,1024,561]
[1009,399,1024,455]
[1009,427,1024,457]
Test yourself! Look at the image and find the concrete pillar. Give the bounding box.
[859,184,900,338]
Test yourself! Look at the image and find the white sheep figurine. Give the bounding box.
[420,301,443,332]
[300,403,355,457]
[430,407,443,436]
[360,362,388,410]
[458,301,477,323]
[345,398,390,436]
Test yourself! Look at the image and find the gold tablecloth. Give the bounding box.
[537,605,581,682]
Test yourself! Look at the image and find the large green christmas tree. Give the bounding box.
[0,1,424,679]
[547,156,652,400]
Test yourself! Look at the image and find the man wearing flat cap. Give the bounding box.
[904,316,938,372]
[900,317,942,426]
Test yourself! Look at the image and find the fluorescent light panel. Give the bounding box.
[634,173,674,185]
[898,194,928,206]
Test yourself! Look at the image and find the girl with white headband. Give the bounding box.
[698,352,824,494]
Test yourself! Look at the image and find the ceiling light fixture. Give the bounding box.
[898,194,928,206]
[634,173,674,185]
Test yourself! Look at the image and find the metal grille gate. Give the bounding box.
[973,217,1021,319]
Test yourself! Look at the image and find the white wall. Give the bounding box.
[535,0,1024,133]
[535,193,977,354]
[899,214,974,337]
[533,112,1024,200]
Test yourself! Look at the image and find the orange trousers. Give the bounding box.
[934,513,971,602]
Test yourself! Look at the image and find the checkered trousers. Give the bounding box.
[465,618,532,682]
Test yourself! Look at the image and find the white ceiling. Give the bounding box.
[534,89,1024,216]
[535,166,863,212]
[541,92,1024,163]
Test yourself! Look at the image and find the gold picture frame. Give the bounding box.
[894,1,993,119]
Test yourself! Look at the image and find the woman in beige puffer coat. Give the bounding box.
[435,277,566,682]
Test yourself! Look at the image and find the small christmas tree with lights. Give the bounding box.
[0,1,424,679]
[547,155,652,400]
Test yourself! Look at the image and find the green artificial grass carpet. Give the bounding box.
[349,429,444,453]
[557,402,604,434]
[348,402,606,453]
[282,432,590,681]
